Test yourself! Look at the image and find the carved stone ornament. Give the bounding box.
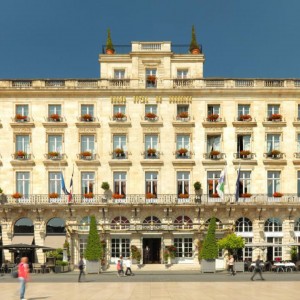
[13,128,31,133]
[78,127,97,133]
[235,127,253,133]
[169,96,192,103]
[110,127,128,133]
[111,96,126,104]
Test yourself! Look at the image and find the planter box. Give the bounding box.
[85,260,100,274]
[234,261,244,272]
[201,259,216,273]
[54,265,69,273]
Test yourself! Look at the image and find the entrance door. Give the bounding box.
[143,238,161,264]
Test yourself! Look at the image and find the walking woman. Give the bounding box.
[18,257,30,300]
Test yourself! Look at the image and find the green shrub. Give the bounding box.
[106,29,114,51]
[200,217,218,260]
[189,25,200,52]
[101,182,110,191]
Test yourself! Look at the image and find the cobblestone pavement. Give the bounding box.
[1,271,299,300]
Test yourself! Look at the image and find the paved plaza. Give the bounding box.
[1,270,300,300]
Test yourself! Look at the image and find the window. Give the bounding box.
[81,105,94,117]
[237,237,252,261]
[176,135,190,157]
[111,216,130,230]
[177,69,188,79]
[264,218,282,232]
[208,104,220,115]
[238,104,250,117]
[81,135,95,153]
[111,238,130,258]
[114,172,126,196]
[266,237,282,260]
[49,172,62,195]
[145,135,158,151]
[145,172,158,197]
[16,135,30,153]
[237,135,251,153]
[48,135,62,153]
[177,105,189,116]
[113,105,126,115]
[237,171,251,196]
[46,218,65,234]
[113,135,126,158]
[297,134,300,153]
[145,104,157,115]
[267,171,280,196]
[16,172,30,198]
[207,171,221,197]
[146,68,157,88]
[177,172,190,196]
[298,104,300,121]
[81,172,95,195]
[79,216,91,231]
[143,216,161,229]
[48,105,61,117]
[16,105,29,117]
[267,134,280,152]
[79,236,87,255]
[297,171,300,197]
[294,218,300,231]
[14,218,34,234]
[267,104,280,117]
[207,135,221,153]
[174,238,193,258]
[174,216,193,229]
[235,217,252,232]
[114,69,125,79]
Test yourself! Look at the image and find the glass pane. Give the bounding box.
[49,105,61,116]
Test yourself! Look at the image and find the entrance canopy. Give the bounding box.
[0,243,54,251]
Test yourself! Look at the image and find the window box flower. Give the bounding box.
[84,192,94,199]
[178,111,189,119]
[49,192,59,199]
[269,150,281,158]
[145,112,157,120]
[210,150,221,159]
[239,114,252,121]
[207,114,219,122]
[114,148,124,156]
[177,148,188,156]
[268,113,282,121]
[15,114,27,122]
[50,113,61,121]
[16,150,26,158]
[81,151,92,158]
[273,192,283,197]
[113,112,126,120]
[178,193,189,198]
[48,151,59,158]
[211,193,220,198]
[12,192,22,199]
[146,193,155,199]
[241,193,252,198]
[146,75,156,84]
[112,193,125,199]
[239,150,251,158]
[147,148,156,156]
[81,114,93,122]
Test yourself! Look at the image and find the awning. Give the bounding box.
[12,235,33,245]
[44,235,66,249]
[0,244,54,250]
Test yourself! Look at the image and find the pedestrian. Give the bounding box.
[116,259,122,277]
[228,255,236,276]
[251,255,265,281]
[119,256,124,276]
[78,255,85,282]
[125,258,133,276]
[18,256,29,300]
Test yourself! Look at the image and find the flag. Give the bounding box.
[61,172,70,196]
[216,169,226,200]
[68,166,74,203]
[235,167,241,202]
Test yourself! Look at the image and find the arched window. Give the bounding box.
[174,215,193,229]
[14,218,34,234]
[143,216,161,229]
[264,218,282,232]
[111,216,130,229]
[235,217,253,232]
[294,218,300,231]
[79,216,91,231]
[205,218,222,230]
[46,218,66,234]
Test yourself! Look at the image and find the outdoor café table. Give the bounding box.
[283,262,296,272]
[274,262,286,272]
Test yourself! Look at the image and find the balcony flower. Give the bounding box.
[177,148,188,155]
[178,193,189,198]
[114,148,124,155]
[112,193,125,199]
[147,148,156,155]
[12,192,22,199]
[146,75,156,84]
[113,112,126,120]
[15,114,27,121]
[49,192,59,199]
[268,113,282,121]
[16,150,26,157]
[178,111,189,119]
[145,112,157,120]
[241,193,252,198]
[210,150,220,156]
[146,193,155,199]
[211,193,220,198]
[84,192,94,199]
[269,150,281,158]
[207,114,219,122]
[48,151,59,157]
[81,114,93,121]
[239,150,251,158]
[50,113,60,121]
[239,114,252,121]
[273,192,283,197]
[81,151,92,157]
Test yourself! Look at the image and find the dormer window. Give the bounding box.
[177,69,188,79]
[114,69,125,79]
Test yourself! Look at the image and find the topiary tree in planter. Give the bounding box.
[189,25,200,54]
[101,182,110,191]
[106,28,115,54]
[200,217,218,272]
[84,215,103,273]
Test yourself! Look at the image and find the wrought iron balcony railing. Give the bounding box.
[45,153,66,160]
[203,152,225,160]
[143,151,161,159]
[234,152,256,160]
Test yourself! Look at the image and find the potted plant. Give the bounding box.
[211,193,220,198]
[48,151,59,159]
[15,114,27,122]
[189,25,200,54]
[207,114,219,122]
[210,150,220,159]
[146,75,156,84]
[239,150,251,158]
[177,148,188,156]
[16,150,26,158]
[12,192,22,199]
[113,112,126,120]
[50,113,60,121]
[106,28,115,54]
[200,217,218,273]
[268,113,282,121]
[49,192,59,199]
[112,193,125,199]
[179,193,189,198]
[145,112,157,120]
[114,148,124,157]
[84,215,103,273]
[273,192,283,197]
[218,233,245,272]
[239,114,252,121]
[269,149,281,158]
[81,114,93,122]
[241,193,252,198]
[131,245,142,264]
[84,192,94,199]
[194,181,201,192]
[178,111,189,119]
[81,151,92,159]
[146,192,155,199]
[290,246,298,262]
[163,250,170,264]
[101,182,110,191]
[147,148,156,156]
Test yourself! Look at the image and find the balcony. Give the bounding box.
[232,116,257,127]
[203,152,226,166]
[263,151,287,166]
[13,153,32,160]
[10,116,34,129]
[11,153,35,167]
[293,153,300,165]
[233,152,257,165]
[45,153,66,161]
[76,153,100,167]
[144,150,161,159]
[263,115,286,127]
[202,116,226,128]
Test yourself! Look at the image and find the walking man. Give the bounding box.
[18,256,29,300]
[228,255,236,276]
[125,258,133,276]
[78,255,85,282]
[251,255,265,281]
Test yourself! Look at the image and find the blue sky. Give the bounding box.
[0,0,299,79]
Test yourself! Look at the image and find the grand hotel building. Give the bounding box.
[1,41,300,268]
